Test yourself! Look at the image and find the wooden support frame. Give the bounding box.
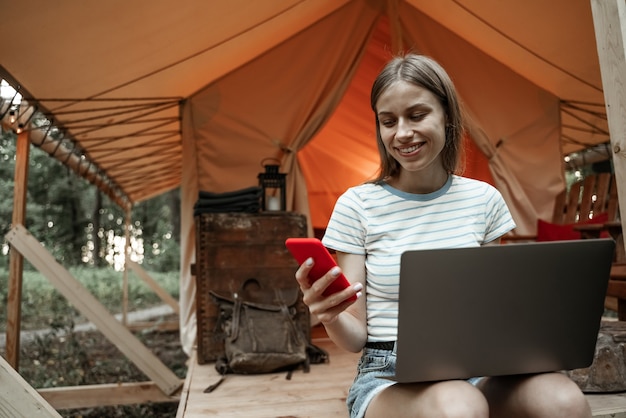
[127,260,180,315]
[5,130,30,368]
[591,0,626,253]
[38,381,181,410]
[0,354,62,418]
[4,224,182,397]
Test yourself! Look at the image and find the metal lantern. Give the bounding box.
[258,162,286,211]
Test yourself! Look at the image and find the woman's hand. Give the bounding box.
[295,257,363,325]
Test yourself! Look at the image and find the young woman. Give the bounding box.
[295,54,591,418]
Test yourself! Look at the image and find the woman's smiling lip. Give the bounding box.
[396,142,425,155]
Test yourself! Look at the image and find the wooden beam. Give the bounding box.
[126,320,180,332]
[4,224,183,396]
[127,260,180,315]
[0,354,62,418]
[5,130,30,369]
[591,0,626,254]
[174,350,195,418]
[38,381,181,410]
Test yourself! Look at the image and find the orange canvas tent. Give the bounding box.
[0,0,612,354]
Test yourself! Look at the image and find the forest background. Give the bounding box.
[0,128,181,273]
[1,126,185,417]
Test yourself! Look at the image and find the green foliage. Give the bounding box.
[0,266,179,332]
[1,129,181,271]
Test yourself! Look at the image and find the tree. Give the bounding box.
[1,128,180,272]
[132,190,181,272]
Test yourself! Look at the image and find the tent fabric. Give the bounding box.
[0,0,612,355]
[178,3,562,354]
[397,4,564,232]
[179,1,381,355]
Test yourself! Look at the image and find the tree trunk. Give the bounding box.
[169,188,181,244]
[93,189,103,267]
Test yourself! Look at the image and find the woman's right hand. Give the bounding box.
[294,257,363,325]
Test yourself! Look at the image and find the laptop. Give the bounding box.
[391,238,615,383]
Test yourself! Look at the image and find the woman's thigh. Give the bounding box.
[366,380,488,418]
[348,347,488,418]
[478,372,591,418]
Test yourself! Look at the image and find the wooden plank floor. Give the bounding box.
[589,393,626,418]
[176,328,626,418]
[176,337,358,418]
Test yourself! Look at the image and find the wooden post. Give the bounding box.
[591,0,626,253]
[5,130,30,369]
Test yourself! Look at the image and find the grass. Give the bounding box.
[0,265,180,331]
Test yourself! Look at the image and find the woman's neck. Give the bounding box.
[387,168,449,194]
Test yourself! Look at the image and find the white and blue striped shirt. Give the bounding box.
[322,175,516,342]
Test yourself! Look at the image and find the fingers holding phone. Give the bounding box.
[294,255,362,323]
[287,238,361,321]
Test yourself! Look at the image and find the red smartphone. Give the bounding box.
[285,237,357,302]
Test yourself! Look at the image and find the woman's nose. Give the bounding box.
[396,119,413,139]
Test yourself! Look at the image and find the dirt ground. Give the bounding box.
[17,325,188,418]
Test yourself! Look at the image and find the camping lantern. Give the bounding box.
[258,161,286,211]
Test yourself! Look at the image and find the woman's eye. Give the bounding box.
[380,119,395,127]
[411,113,425,121]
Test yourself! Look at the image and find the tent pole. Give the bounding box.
[5,129,30,369]
[591,0,626,253]
[1,98,131,211]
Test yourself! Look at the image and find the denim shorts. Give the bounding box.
[347,344,483,418]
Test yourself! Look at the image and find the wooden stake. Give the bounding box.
[5,130,30,369]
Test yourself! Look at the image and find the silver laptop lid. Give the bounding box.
[393,239,615,383]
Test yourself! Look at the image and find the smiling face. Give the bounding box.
[369,54,464,191]
[375,80,448,190]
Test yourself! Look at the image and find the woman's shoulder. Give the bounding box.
[339,182,385,200]
[348,181,383,191]
[333,182,394,214]
[452,175,499,193]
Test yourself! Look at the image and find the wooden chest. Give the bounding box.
[193,212,308,364]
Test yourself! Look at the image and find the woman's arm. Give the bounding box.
[295,251,368,353]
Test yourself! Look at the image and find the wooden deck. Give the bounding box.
[175,337,357,418]
[176,331,626,418]
[592,394,626,418]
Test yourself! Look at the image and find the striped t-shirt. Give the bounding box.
[321,175,516,342]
